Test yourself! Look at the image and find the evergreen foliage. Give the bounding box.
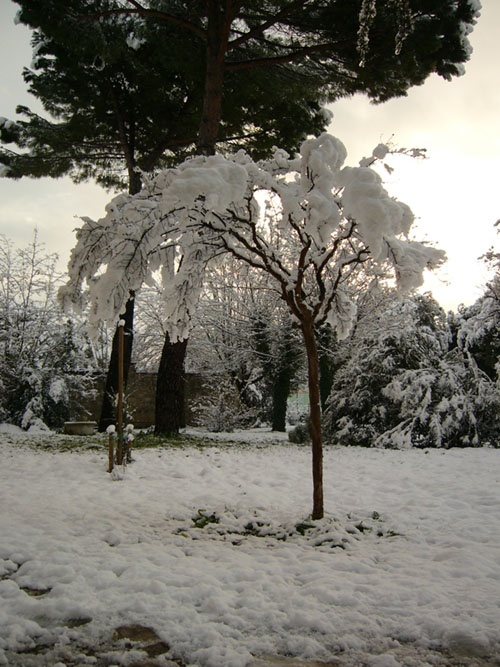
[324,293,500,448]
[0,0,330,188]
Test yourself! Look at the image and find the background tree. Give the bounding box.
[60,132,444,519]
[324,292,500,448]
[0,233,97,428]
[251,304,304,431]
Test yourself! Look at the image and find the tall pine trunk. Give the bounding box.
[271,370,292,432]
[155,335,188,434]
[301,318,324,520]
[154,3,229,433]
[196,0,227,155]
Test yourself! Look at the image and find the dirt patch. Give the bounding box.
[3,623,178,666]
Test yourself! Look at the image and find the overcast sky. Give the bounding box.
[1,0,499,311]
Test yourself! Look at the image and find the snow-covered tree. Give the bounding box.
[453,247,500,383]
[0,233,98,428]
[60,132,444,518]
[324,293,500,449]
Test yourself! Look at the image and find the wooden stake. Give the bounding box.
[108,431,115,473]
[116,322,124,465]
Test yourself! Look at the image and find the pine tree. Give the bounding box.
[84,0,479,155]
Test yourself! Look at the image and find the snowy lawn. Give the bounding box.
[1,427,499,666]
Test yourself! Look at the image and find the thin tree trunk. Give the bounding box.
[116,323,124,463]
[155,335,188,434]
[98,165,141,432]
[301,318,324,520]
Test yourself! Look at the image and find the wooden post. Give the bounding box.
[108,430,115,473]
[116,322,124,465]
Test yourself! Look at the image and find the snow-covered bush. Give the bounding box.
[324,293,500,448]
[453,271,500,382]
[192,377,257,432]
[375,349,500,448]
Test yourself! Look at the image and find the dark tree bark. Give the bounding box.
[196,2,225,155]
[317,325,336,413]
[301,317,324,520]
[271,369,292,432]
[98,294,134,432]
[154,3,233,431]
[155,335,188,435]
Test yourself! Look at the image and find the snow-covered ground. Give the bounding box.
[1,426,499,666]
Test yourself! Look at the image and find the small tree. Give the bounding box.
[60,132,444,518]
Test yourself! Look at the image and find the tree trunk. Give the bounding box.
[301,318,324,520]
[154,4,230,430]
[97,168,142,432]
[98,295,134,432]
[317,325,335,413]
[155,335,188,435]
[196,1,228,155]
[271,370,292,432]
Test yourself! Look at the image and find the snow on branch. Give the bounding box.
[60,132,445,341]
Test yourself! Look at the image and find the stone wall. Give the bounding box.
[72,366,209,428]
